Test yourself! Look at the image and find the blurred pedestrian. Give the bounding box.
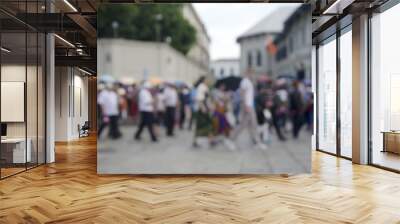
[98,83,122,139]
[255,87,270,144]
[134,82,157,142]
[212,84,231,138]
[232,89,241,125]
[275,82,289,132]
[304,86,314,132]
[230,69,267,150]
[289,80,304,139]
[155,86,166,126]
[164,82,178,137]
[118,87,128,120]
[192,76,214,148]
[179,86,191,129]
[270,84,287,141]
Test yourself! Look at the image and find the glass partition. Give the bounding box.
[317,35,337,154]
[371,3,400,171]
[38,32,45,165]
[1,30,28,177]
[339,28,352,158]
[27,30,38,169]
[0,2,46,179]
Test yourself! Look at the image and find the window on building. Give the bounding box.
[220,68,224,77]
[256,50,262,67]
[247,51,253,68]
[230,68,234,76]
[106,53,112,63]
[288,38,293,53]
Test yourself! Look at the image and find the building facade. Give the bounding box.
[182,4,211,71]
[98,39,207,85]
[210,59,240,80]
[272,5,312,81]
[237,7,297,78]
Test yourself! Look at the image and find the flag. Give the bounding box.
[266,36,277,55]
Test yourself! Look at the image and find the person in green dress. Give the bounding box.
[192,76,215,148]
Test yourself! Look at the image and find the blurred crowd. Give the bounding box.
[98,69,313,150]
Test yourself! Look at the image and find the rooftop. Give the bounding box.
[237,6,299,42]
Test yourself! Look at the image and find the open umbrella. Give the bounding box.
[98,74,115,83]
[149,77,163,85]
[119,76,136,85]
[215,76,242,91]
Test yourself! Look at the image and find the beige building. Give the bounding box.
[182,4,211,71]
[98,39,208,85]
[98,4,210,85]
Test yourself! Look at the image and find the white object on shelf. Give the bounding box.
[1,82,25,122]
[1,138,31,163]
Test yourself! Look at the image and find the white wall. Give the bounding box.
[210,60,240,79]
[55,67,89,141]
[98,39,209,85]
[182,4,210,69]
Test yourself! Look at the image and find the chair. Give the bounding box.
[78,121,90,138]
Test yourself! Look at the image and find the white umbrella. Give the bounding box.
[99,74,115,83]
[119,76,136,85]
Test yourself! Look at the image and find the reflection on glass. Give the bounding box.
[318,37,337,154]
[340,29,352,158]
[1,31,27,177]
[27,31,38,169]
[38,33,46,165]
[371,4,400,171]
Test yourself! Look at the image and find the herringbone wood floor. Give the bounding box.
[1,136,400,224]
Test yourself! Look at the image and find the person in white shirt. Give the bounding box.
[134,82,157,142]
[163,83,178,137]
[155,86,166,126]
[97,83,122,139]
[230,69,267,150]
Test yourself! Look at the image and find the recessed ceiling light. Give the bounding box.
[54,34,75,48]
[322,0,353,15]
[1,47,11,53]
[78,67,93,76]
[63,0,78,12]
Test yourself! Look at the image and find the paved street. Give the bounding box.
[98,124,311,174]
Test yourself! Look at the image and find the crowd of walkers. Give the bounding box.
[97,69,313,150]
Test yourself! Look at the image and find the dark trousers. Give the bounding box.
[98,115,122,139]
[135,111,157,141]
[165,106,176,136]
[292,113,303,138]
[272,113,286,141]
[179,106,186,129]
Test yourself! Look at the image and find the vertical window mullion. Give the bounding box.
[336,28,341,157]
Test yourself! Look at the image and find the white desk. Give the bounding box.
[1,138,31,163]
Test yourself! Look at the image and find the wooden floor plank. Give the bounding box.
[0,135,400,223]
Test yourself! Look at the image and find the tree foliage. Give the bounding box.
[98,4,197,55]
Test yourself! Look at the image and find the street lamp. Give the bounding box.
[165,36,172,45]
[155,14,163,42]
[155,14,163,78]
[112,21,119,38]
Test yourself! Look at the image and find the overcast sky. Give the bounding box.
[193,3,296,61]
